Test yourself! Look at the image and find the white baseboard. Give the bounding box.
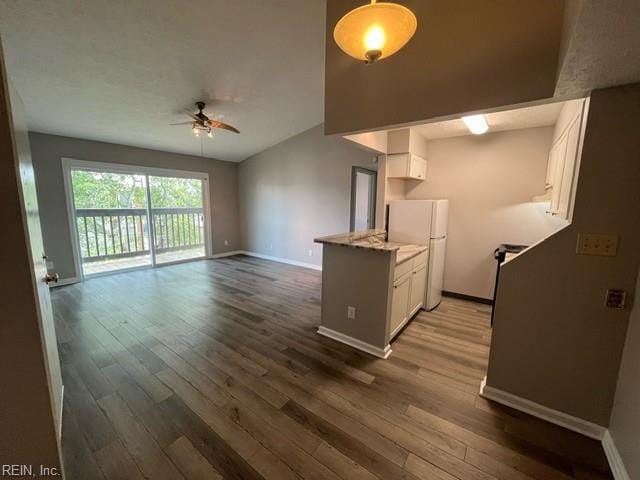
[49,276,80,288]
[209,250,243,259]
[317,326,391,359]
[479,377,606,440]
[239,251,322,271]
[602,430,631,480]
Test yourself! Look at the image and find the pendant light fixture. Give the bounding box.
[333,0,417,64]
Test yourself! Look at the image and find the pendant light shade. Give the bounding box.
[333,0,417,63]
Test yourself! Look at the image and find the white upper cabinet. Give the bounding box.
[386,128,428,181]
[546,100,587,220]
[387,153,427,180]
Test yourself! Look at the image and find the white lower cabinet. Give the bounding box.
[409,263,427,315]
[390,273,411,336]
[390,255,428,339]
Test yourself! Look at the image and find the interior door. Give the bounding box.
[1,40,63,471]
[350,167,377,231]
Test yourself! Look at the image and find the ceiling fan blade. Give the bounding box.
[169,121,193,126]
[208,119,240,134]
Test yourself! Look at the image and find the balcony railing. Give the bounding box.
[76,207,204,262]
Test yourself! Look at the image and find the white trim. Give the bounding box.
[602,430,631,480]
[317,326,392,359]
[209,250,242,259]
[479,377,606,440]
[61,159,84,281]
[61,157,209,180]
[239,251,322,271]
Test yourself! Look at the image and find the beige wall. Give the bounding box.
[324,0,565,135]
[487,84,640,426]
[609,268,640,479]
[402,127,567,299]
[239,124,375,266]
[29,132,240,281]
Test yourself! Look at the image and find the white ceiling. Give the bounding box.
[411,102,564,140]
[556,0,640,97]
[0,0,326,162]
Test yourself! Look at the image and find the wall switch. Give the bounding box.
[576,234,619,256]
[308,249,313,257]
[347,306,356,319]
[605,289,626,309]
[269,243,273,250]
[224,239,229,246]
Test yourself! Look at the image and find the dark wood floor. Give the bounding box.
[52,255,613,480]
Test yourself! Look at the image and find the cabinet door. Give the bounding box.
[557,116,581,219]
[549,132,569,214]
[390,274,411,336]
[387,153,410,178]
[409,263,427,315]
[408,155,427,180]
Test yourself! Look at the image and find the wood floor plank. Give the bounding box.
[53,258,614,480]
[97,393,186,480]
[165,436,224,480]
[94,439,145,480]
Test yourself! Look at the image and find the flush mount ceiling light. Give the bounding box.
[333,0,418,64]
[462,114,489,135]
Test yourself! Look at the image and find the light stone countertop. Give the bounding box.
[314,230,427,263]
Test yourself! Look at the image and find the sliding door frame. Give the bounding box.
[61,157,212,281]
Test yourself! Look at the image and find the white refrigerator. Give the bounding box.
[388,199,449,311]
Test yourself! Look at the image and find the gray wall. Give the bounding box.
[487,84,640,426]
[609,268,640,479]
[239,124,375,266]
[29,132,240,281]
[403,127,567,300]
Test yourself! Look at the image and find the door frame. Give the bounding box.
[349,166,377,231]
[61,157,213,281]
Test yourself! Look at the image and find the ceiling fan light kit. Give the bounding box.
[172,101,240,139]
[333,0,417,64]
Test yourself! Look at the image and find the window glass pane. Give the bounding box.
[71,170,151,276]
[148,176,206,265]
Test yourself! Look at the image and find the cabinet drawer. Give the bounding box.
[394,258,413,279]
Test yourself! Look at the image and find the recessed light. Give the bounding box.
[462,114,489,135]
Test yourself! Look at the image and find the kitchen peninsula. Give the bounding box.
[314,230,428,358]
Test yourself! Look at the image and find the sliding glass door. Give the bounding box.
[149,176,206,265]
[66,160,210,278]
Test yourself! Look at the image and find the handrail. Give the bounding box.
[75,207,204,262]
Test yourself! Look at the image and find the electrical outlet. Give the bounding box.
[308,249,313,257]
[576,234,618,256]
[605,289,626,309]
[347,306,356,319]
[46,261,54,269]
[269,243,273,250]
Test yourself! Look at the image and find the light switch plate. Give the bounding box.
[576,234,618,256]
[347,306,356,319]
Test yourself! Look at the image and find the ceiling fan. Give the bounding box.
[171,101,240,138]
